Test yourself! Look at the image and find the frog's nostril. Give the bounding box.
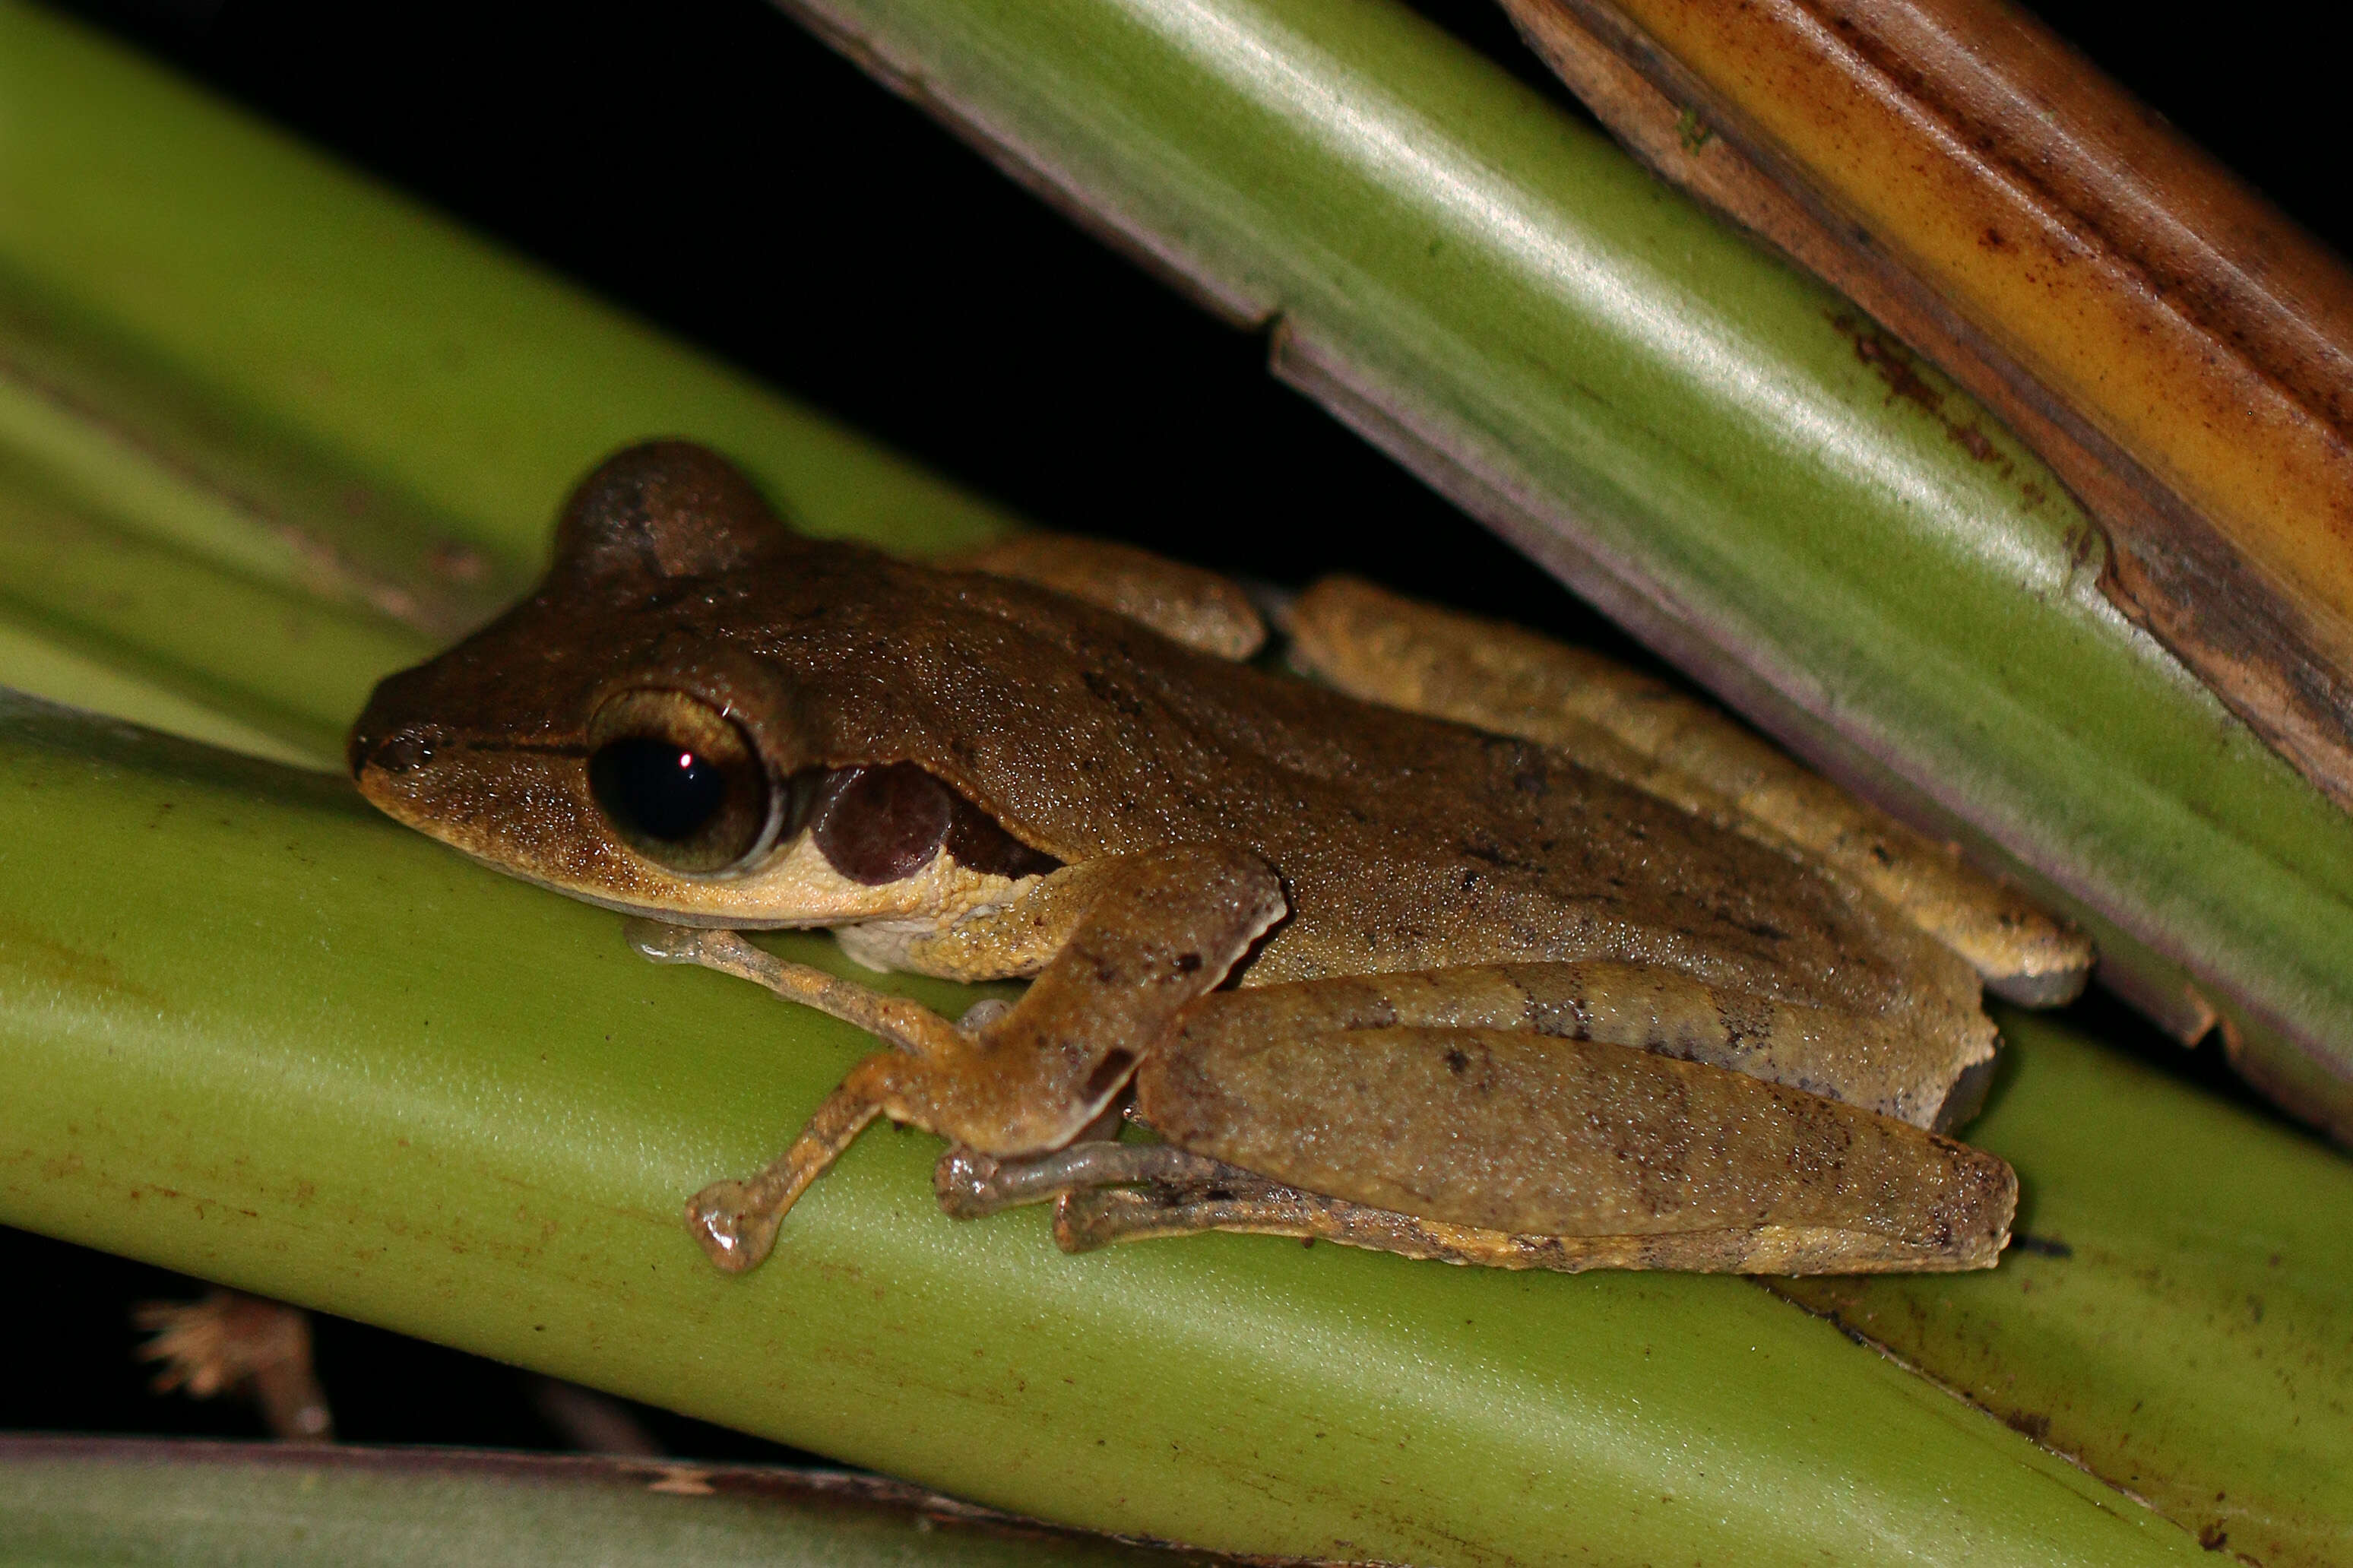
[363,728,441,778]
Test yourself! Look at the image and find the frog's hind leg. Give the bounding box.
[1180,960,1997,1132]
[933,1139,1244,1218]
[935,1138,2000,1275]
[1285,576,2092,1005]
[1052,1183,1990,1275]
[929,1139,1731,1270]
[933,1041,2012,1276]
[1135,1022,2016,1273]
[925,1140,1639,1272]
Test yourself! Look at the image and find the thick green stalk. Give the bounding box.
[0,697,2232,1565]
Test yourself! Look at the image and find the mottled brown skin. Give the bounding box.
[1287,576,2094,1006]
[356,448,1977,1022]
[351,442,2023,1275]
[1139,1022,2010,1269]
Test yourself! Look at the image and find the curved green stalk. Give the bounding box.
[0,697,2234,1565]
[771,0,2353,1139]
[1779,1007,2353,1568]
[0,2,1017,766]
[0,1438,1186,1567]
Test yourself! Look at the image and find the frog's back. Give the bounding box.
[746,545,1970,1025]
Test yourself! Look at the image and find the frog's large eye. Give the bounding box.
[587,689,777,874]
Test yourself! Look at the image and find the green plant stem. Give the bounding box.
[0,695,2252,1565]
[0,1438,1187,1567]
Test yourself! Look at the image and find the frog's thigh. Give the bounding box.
[1287,576,2091,1005]
[1184,961,1993,1131]
[1135,1025,2016,1271]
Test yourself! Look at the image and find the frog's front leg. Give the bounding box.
[650,844,1285,1272]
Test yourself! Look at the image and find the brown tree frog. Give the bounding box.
[350,443,2090,1276]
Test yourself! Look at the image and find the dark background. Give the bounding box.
[5,0,2332,1457]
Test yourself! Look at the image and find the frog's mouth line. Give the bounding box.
[477,860,809,930]
[423,824,899,933]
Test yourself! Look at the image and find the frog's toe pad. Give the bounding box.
[933,1146,1006,1218]
[684,1180,781,1273]
[1051,1190,1120,1253]
[624,917,705,965]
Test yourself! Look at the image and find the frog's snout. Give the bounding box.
[348,712,444,827]
[350,653,477,790]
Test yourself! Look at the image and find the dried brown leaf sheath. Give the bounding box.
[1503,0,2353,813]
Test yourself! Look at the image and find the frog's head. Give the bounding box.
[349,441,1056,929]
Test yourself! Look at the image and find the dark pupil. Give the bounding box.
[591,737,727,843]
